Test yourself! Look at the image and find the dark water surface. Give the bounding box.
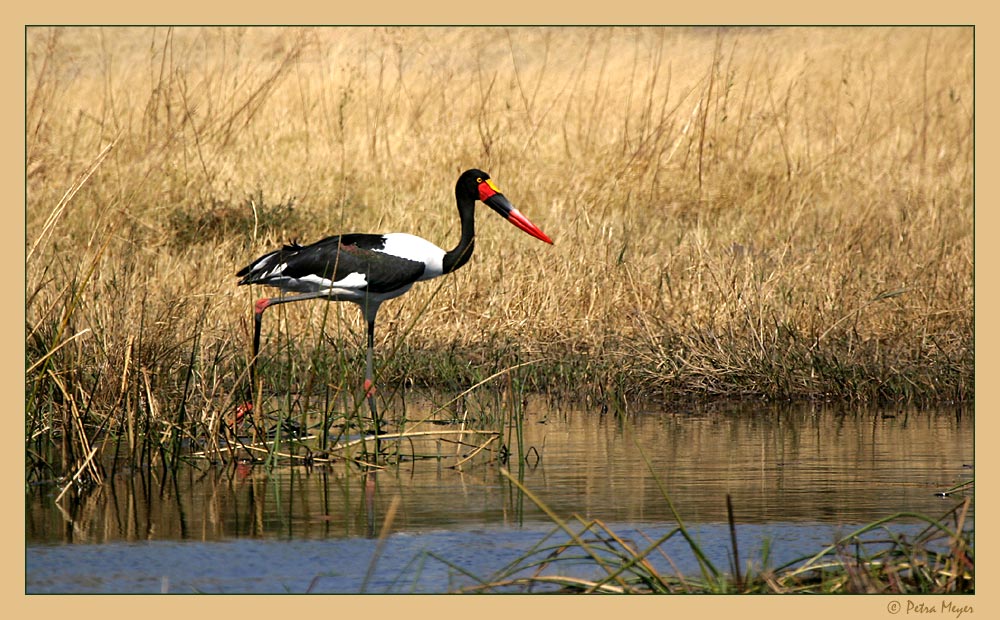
[26,398,973,593]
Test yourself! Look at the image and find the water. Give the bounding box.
[26,397,973,593]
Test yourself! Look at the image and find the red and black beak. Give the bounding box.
[478,179,554,245]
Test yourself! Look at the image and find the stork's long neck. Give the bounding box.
[442,195,476,274]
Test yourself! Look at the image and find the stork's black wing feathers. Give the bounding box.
[237,234,426,294]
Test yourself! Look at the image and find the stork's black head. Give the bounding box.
[455,168,491,201]
[454,168,553,244]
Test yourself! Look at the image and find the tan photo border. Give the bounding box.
[6,2,989,617]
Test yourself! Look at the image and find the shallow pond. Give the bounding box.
[26,397,973,593]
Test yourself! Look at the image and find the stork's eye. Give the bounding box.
[476,177,483,184]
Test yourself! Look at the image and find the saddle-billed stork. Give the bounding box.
[236,168,553,431]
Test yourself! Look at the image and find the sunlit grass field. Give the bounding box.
[26,27,972,463]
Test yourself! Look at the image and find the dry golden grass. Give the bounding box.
[26,26,972,456]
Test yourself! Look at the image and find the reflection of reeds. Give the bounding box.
[453,474,973,594]
[26,27,972,483]
[430,414,973,593]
